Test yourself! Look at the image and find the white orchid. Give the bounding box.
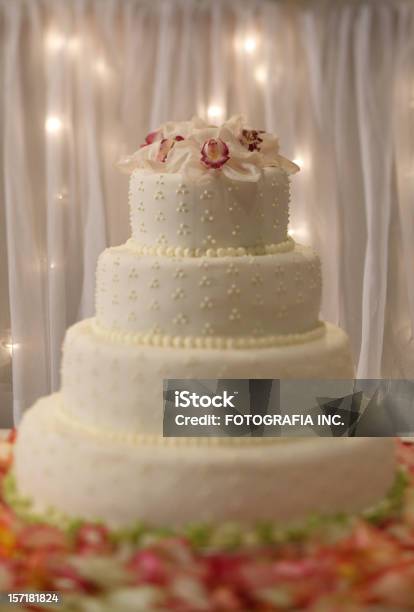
[117,114,299,180]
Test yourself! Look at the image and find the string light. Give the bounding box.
[56,188,68,202]
[45,116,63,134]
[292,156,304,169]
[45,30,82,59]
[3,341,20,355]
[94,59,108,77]
[235,34,258,54]
[254,65,268,84]
[293,154,312,171]
[243,36,257,54]
[207,105,224,121]
[67,36,81,55]
[288,225,310,242]
[45,30,66,53]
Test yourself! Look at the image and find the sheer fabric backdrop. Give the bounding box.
[1,0,414,422]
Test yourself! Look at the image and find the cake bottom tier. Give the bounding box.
[14,394,396,528]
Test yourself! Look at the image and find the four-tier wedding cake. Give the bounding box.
[13,116,395,527]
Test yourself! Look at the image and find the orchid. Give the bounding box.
[200,138,230,169]
[155,136,184,163]
[239,128,264,152]
[139,130,162,148]
[117,114,300,179]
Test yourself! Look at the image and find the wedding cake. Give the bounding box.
[13,116,395,528]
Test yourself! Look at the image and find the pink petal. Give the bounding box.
[145,130,160,145]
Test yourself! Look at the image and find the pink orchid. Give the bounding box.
[144,130,159,145]
[239,129,264,152]
[156,135,184,162]
[139,129,163,149]
[200,138,230,169]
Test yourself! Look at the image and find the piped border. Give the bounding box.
[91,320,326,350]
[124,236,295,259]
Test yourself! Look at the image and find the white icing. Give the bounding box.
[90,320,326,349]
[95,242,321,338]
[14,395,396,528]
[55,401,294,447]
[129,167,290,250]
[123,236,295,258]
[61,319,353,436]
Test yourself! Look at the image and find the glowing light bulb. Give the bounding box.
[45,116,63,134]
[243,36,257,54]
[254,65,268,84]
[94,59,108,77]
[46,30,66,52]
[292,157,304,169]
[67,36,81,55]
[293,154,311,171]
[56,188,68,201]
[234,33,259,54]
[207,105,224,121]
[288,225,310,242]
[4,341,19,355]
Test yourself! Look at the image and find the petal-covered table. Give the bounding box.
[1,434,414,611]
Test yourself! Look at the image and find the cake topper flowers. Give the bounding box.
[118,115,299,181]
[140,130,161,147]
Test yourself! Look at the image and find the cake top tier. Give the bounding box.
[118,115,299,181]
[121,116,299,254]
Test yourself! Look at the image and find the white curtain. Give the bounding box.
[1,0,414,423]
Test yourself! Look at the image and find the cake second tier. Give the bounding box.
[95,241,321,340]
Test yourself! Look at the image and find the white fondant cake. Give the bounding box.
[14,116,395,528]
[16,395,395,528]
